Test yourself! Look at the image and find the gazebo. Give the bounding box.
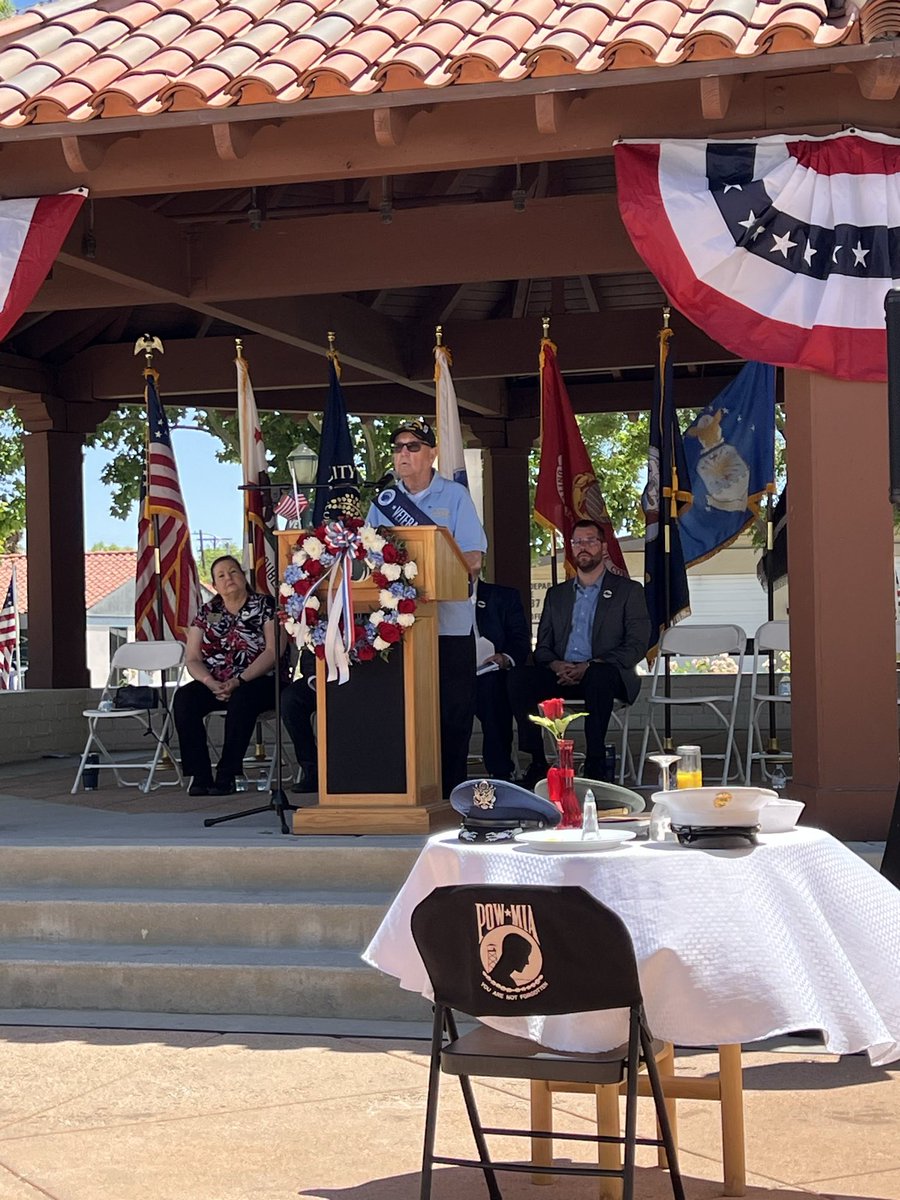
[0,0,897,836]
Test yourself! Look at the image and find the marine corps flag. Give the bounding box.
[534,336,626,576]
[236,346,277,596]
[642,322,691,656]
[312,342,361,526]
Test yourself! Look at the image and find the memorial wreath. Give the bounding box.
[280,516,419,681]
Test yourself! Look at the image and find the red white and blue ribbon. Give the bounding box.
[322,521,361,684]
[615,130,900,382]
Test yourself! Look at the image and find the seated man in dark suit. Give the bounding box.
[473,578,531,781]
[281,650,318,794]
[509,518,651,786]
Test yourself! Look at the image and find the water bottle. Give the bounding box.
[771,764,788,792]
[83,753,100,790]
[778,676,791,697]
[604,743,617,783]
[257,768,269,792]
[581,788,600,840]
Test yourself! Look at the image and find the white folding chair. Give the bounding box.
[71,641,185,794]
[637,624,747,786]
[744,620,792,784]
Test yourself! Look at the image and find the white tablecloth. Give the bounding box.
[364,828,900,1065]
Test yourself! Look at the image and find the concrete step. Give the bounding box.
[0,842,421,890]
[0,941,431,1021]
[0,887,394,948]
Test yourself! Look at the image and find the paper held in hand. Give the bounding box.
[476,634,499,676]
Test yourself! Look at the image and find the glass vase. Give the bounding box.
[555,737,581,829]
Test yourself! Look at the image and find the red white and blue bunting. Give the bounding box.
[615,130,900,382]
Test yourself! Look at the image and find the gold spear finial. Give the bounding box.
[662,305,671,329]
[435,324,443,347]
[133,334,164,370]
[327,330,336,354]
[542,315,551,339]
[235,337,244,359]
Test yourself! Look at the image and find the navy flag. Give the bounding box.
[642,325,691,658]
[680,362,776,567]
[313,354,361,526]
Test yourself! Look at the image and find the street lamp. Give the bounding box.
[287,442,319,529]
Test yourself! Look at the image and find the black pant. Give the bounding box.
[475,669,516,780]
[281,679,317,768]
[173,676,276,784]
[508,662,628,773]
[439,634,476,799]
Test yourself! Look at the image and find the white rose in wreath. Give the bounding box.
[302,536,324,560]
[397,613,416,628]
[403,561,418,580]
[373,636,390,651]
[379,589,399,610]
[369,609,386,626]
[304,594,320,611]
[279,582,293,598]
[381,563,402,582]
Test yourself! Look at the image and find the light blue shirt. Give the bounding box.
[366,472,487,636]
[564,574,605,661]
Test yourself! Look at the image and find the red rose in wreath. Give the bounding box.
[378,622,402,644]
[357,642,377,661]
[371,570,389,590]
[397,598,416,614]
[381,543,399,564]
[305,559,323,580]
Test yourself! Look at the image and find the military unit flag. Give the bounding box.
[0,567,19,690]
[534,337,627,575]
[435,341,468,488]
[134,371,201,641]
[642,325,691,657]
[312,355,361,525]
[237,351,277,596]
[680,362,776,567]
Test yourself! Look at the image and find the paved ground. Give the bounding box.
[0,1030,897,1200]
[0,756,896,1199]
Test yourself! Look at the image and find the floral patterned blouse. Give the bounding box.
[191,593,275,682]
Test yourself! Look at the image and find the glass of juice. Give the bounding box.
[676,745,702,788]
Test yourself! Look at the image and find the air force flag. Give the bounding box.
[679,362,776,568]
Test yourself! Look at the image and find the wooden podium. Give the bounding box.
[275,526,470,834]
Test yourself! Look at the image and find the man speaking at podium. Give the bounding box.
[366,420,487,799]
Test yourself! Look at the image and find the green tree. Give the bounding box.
[0,1,14,18]
[89,541,135,552]
[0,411,24,554]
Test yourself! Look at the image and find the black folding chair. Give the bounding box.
[410,884,685,1200]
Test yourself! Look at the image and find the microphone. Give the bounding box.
[364,471,395,492]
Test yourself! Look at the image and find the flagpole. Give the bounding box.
[11,564,20,689]
[765,464,780,764]
[660,307,674,749]
[540,316,560,587]
[134,334,178,771]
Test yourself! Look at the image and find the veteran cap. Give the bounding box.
[390,419,436,447]
[450,778,562,843]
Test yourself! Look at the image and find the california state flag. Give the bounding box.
[237,352,277,596]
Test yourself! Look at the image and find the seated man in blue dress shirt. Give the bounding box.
[366,420,487,798]
[508,518,651,787]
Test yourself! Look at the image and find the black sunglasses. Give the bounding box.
[392,440,426,453]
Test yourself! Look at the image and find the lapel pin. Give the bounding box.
[603,589,613,598]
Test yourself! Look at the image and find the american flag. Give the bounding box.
[134,370,201,641]
[237,352,277,595]
[0,567,19,690]
[274,490,309,520]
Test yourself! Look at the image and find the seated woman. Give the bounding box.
[174,555,277,796]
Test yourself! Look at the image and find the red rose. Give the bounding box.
[313,526,327,541]
[347,516,364,531]
[293,580,308,595]
[356,642,376,661]
[378,622,402,644]
[539,697,565,720]
[314,644,326,660]
[397,598,416,614]
[382,543,399,563]
[304,607,319,624]
[372,571,389,590]
[353,625,368,642]
[305,560,323,579]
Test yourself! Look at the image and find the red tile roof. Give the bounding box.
[0,0,868,127]
[0,552,136,613]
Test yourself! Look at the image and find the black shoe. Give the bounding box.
[583,759,612,783]
[291,766,318,794]
[209,777,236,796]
[188,783,211,797]
[519,762,548,790]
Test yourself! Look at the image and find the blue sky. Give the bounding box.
[83,427,243,551]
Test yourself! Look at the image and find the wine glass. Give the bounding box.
[648,752,680,794]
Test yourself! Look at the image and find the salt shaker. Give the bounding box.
[581,788,600,840]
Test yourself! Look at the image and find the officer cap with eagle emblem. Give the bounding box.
[450,779,561,842]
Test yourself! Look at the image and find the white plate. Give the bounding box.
[516,829,636,853]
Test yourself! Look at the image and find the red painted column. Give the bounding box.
[23,426,90,688]
[784,370,897,837]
